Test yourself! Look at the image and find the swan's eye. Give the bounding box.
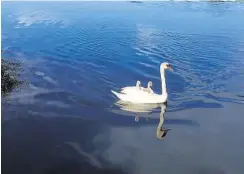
[166,64,173,71]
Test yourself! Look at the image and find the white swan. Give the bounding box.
[111,62,173,104]
[120,80,141,94]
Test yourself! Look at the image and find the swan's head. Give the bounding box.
[160,62,173,71]
[148,81,153,88]
[136,80,141,87]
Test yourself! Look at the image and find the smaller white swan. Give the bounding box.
[120,80,141,94]
[142,81,153,94]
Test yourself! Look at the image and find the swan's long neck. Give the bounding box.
[160,69,167,95]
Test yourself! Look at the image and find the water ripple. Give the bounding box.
[2,1,244,124]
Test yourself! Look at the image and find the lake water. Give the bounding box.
[2,1,244,174]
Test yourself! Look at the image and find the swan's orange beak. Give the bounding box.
[167,64,173,71]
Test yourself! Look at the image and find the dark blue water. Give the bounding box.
[2,2,244,174]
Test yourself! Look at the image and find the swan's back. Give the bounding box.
[121,87,138,94]
[112,89,167,104]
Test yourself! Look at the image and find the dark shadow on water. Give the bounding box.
[2,99,200,128]
[2,116,125,174]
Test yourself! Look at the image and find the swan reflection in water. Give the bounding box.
[114,100,171,139]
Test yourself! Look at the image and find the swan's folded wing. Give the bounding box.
[121,86,149,94]
[121,87,138,94]
[111,90,135,102]
[112,89,166,104]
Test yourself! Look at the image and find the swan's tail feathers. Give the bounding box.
[111,90,117,96]
[111,90,120,98]
[111,90,125,100]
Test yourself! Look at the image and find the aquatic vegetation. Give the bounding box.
[1,58,26,97]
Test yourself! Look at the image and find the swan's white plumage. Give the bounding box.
[120,80,141,94]
[120,87,137,94]
[111,62,172,104]
[111,89,167,104]
[142,81,153,93]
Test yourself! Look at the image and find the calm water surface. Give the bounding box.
[2,2,244,174]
